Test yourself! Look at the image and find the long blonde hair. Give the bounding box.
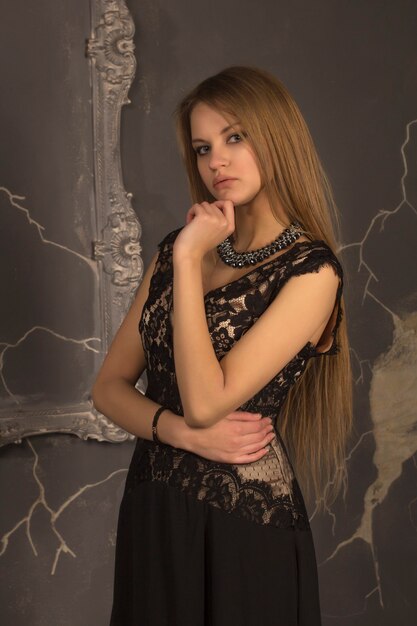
[174,66,353,512]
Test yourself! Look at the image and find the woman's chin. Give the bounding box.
[213,191,242,204]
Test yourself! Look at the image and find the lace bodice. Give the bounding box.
[127,226,344,530]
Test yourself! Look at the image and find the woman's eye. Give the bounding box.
[194,132,247,156]
[195,145,210,156]
[228,133,242,143]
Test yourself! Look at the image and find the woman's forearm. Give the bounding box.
[172,253,226,427]
[91,378,195,451]
[91,377,274,465]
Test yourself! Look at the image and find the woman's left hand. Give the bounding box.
[173,200,235,260]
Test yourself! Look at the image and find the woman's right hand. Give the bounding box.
[189,411,276,464]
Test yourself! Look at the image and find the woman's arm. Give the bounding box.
[91,249,192,448]
[91,246,275,462]
[172,247,339,429]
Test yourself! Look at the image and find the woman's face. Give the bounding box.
[190,102,263,206]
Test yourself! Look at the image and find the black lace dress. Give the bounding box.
[110,226,344,626]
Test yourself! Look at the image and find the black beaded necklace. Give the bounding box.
[216,221,303,268]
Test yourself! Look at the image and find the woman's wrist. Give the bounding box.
[156,409,197,453]
[172,243,204,266]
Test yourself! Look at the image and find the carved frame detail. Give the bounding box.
[0,0,141,446]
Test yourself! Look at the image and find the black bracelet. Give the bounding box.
[152,406,168,444]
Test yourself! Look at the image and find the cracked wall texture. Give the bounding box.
[1,0,416,625]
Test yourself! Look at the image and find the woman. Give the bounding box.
[92,66,353,625]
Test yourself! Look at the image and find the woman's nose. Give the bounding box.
[208,145,229,170]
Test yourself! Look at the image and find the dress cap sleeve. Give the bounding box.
[283,241,344,357]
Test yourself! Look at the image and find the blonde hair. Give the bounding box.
[174,66,353,512]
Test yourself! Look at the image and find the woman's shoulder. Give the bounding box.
[285,238,344,283]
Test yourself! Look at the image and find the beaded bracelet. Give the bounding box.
[152,406,168,444]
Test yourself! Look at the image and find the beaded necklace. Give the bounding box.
[216,221,303,268]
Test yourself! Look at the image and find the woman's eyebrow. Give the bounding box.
[191,122,241,144]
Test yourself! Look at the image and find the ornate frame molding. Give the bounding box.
[0,0,140,445]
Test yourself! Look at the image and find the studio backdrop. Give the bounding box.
[0,1,416,625]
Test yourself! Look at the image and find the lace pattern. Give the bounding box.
[134,227,344,531]
[126,437,311,530]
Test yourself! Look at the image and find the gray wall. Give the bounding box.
[1,1,416,625]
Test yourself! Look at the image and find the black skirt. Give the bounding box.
[110,480,322,626]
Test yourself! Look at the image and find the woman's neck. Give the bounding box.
[232,190,289,251]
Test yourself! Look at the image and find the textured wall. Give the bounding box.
[0,2,130,625]
[1,1,416,625]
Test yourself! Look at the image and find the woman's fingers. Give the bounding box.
[233,447,271,464]
[209,200,235,233]
[213,199,235,222]
[234,425,274,443]
[231,430,276,463]
[226,411,275,422]
[239,431,276,454]
[185,203,202,224]
[226,412,262,420]
[201,411,276,465]
[187,201,233,240]
[231,419,274,438]
[224,412,275,440]
[225,411,271,422]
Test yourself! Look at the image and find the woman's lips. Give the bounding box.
[214,178,237,188]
